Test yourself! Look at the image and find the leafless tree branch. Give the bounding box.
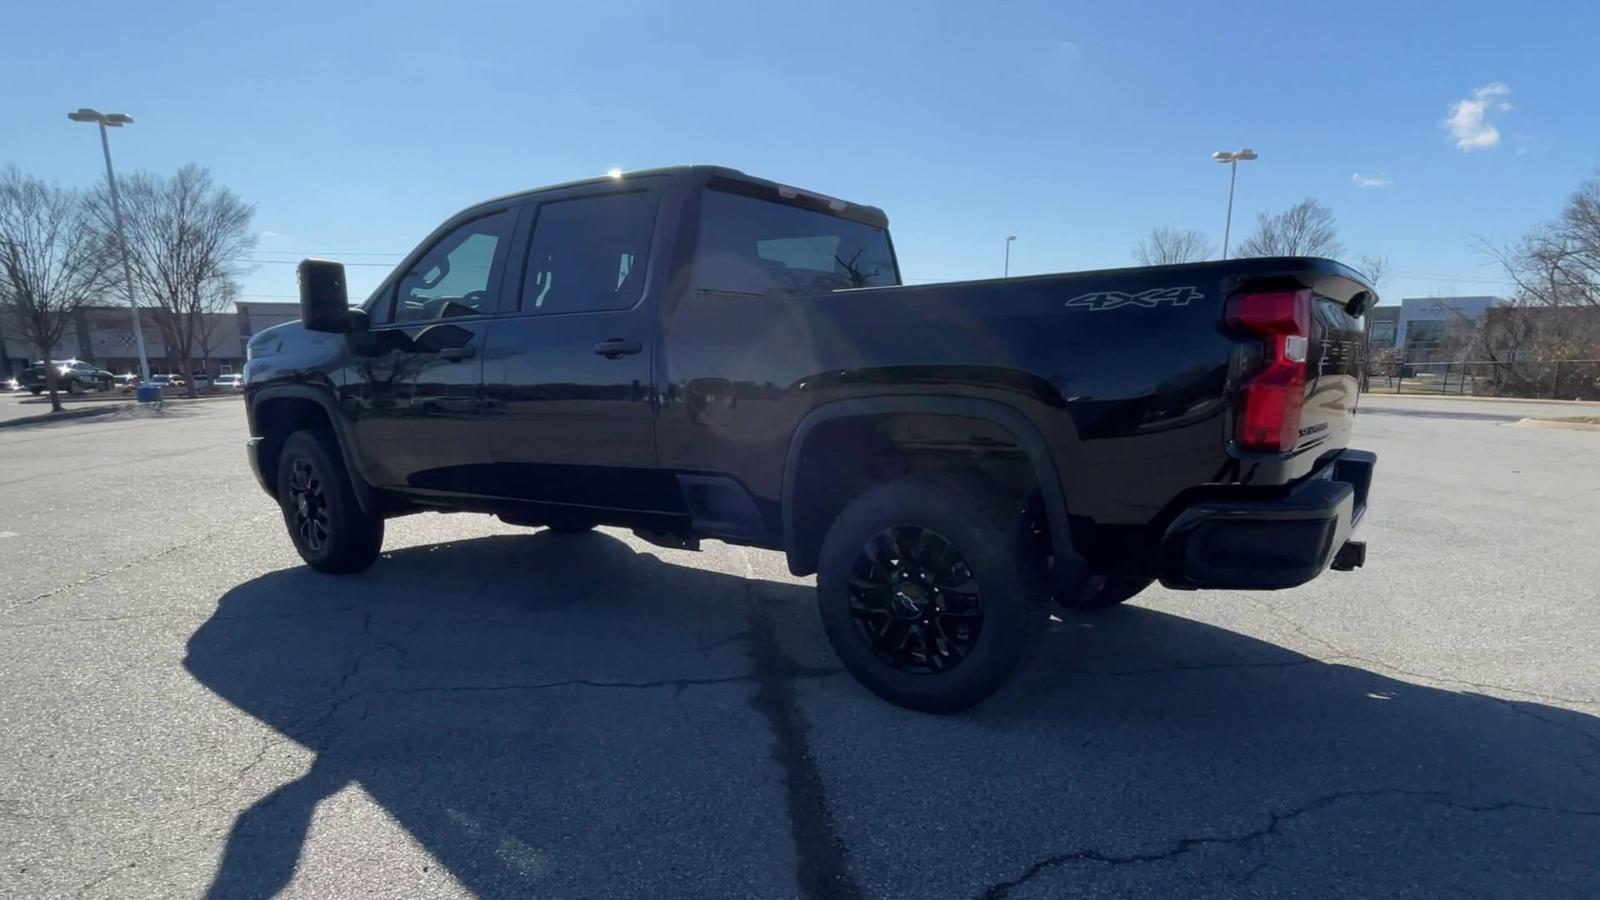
[1236,198,1345,259]
[86,164,255,398]
[1133,226,1213,266]
[0,167,117,411]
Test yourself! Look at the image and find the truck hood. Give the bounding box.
[244,318,347,384]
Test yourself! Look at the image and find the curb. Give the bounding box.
[0,405,125,429]
[1363,392,1600,408]
[17,393,243,407]
[1512,417,1600,432]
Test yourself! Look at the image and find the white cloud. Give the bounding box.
[1444,82,1512,151]
[1352,172,1392,188]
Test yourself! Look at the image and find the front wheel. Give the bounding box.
[65,380,82,396]
[276,429,384,574]
[817,475,1049,713]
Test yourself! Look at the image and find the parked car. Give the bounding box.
[213,373,244,390]
[244,166,1376,712]
[18,360,115,395]
[2,377,21,392]
[192,373,214,389]
[113,374,141,392]
[148,374,185,390]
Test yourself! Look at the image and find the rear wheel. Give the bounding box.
[817,475,1049,713]
[276,429,384,574]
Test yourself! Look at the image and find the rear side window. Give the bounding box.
[519,191,659,315]
[696,189,898,295]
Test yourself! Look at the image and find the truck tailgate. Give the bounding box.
[1299,293,1367,453]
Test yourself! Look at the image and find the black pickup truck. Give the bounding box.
[243,165,1375,711]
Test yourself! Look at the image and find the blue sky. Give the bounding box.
[4,0,1596,305]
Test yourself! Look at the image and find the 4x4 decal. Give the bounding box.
[1064,286,1204,311]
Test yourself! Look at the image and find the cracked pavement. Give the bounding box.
[2,397,1599,898]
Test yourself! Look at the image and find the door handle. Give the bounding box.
[593,338,642,359]
[438,347,477,362]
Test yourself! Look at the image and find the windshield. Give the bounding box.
[695,189,898,295]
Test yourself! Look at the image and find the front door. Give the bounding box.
[347,205,519,494]
[482,185,673,512]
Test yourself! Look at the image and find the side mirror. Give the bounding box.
[298,259,352,333]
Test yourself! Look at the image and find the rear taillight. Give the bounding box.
[1227,289,1312,452]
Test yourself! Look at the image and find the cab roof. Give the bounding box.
[485,165,890,230]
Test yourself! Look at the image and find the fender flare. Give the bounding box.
[779,396,1077,578]
[249,384,378,514]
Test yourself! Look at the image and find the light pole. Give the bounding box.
[68,107,150,381]
[1211,148,1257,260]
[1004,234,1017,277]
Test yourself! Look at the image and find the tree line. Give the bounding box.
[0,164,255,410]
[1133,198,1387,284]
[1461,177,1600,397]
[1135,176,1600,398]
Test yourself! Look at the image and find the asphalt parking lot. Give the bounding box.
[2,396,1598,899]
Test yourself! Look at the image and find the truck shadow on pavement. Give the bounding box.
[186,531,1600,900]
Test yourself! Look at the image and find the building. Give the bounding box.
[1,301,301,378]
[1366,296,1503,364]
[235,302,301,342]
[1368,306,1400,349]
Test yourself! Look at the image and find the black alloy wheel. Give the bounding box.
[275,428,384,574]
[816,475,1049,712]
[847,526,984,674]
[286,456,331,553]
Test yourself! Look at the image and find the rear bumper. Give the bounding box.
[1160,449,1375,590]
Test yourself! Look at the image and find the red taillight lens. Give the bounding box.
[1227,290,1312,452]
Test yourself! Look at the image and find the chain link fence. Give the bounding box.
[1363,359,1600,400]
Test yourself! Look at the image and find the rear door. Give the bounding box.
[346,205,519,493]
[481,182,674,512]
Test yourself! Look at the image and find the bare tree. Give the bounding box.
[88,164,254,398]
[0,167,115,412]
[1236,198,1345,259]
[1355,254,1391,391]
[1133,226,1213,266]
[1358,254,1390,289]
[1493,176,1600,311]
[1479,174,1600,396]
[195,277,239,382]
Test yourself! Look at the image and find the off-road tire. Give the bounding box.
[817,475,1049,713]
[276,428,384,574]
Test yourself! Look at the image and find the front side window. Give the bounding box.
[391,209,515,324]
[695,189,898,295]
